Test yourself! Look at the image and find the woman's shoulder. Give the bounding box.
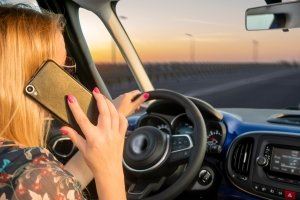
[0,140,83,200]
[0,140,60,174]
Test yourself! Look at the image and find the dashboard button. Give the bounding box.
[253,183,260,191]
[198,169,212,186]
[256,156,268,167]
[260,186,267,193]
[284,190,296,200]
[268,187,275,195]
[169,149,191,163]
[277,189,283,197]
[171,135,192,152]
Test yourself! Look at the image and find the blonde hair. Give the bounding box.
[0,4,65,147]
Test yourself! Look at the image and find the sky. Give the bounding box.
[79,0,300,63]
[8,0,300,63]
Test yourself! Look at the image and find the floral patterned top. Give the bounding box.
[0,140,84,200]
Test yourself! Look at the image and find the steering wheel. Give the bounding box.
[123,89,207,200]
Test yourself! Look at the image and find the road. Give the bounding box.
[105,63,300,109]
[152,67,300,109]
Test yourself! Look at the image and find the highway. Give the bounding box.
[153,67,300,109]
[99,63,300,109]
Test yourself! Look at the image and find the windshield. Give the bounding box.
[116,0,300,109]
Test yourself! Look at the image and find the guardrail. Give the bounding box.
[96,62,299,90]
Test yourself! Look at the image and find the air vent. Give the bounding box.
[231,138,254,180]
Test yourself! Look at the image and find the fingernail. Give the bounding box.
[60,128,68,135]
[67,95,76,103]
[93,87,100,94]
[143,93,149,99]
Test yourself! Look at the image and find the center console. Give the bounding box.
[226,131,300,200]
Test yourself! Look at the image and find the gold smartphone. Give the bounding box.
[24,60,98,132]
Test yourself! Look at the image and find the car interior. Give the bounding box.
[4,0,300,199]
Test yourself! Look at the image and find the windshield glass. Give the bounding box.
[116,0,300,109]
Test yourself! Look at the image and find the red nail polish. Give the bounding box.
[93,87,100,94]
[143,93,149,99]
[60,128,68,135]
[67,95,75,103]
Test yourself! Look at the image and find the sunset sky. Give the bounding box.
[79,0,300,63]
[13,0,300,63]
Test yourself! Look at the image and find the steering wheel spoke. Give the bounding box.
[127,177,166,199]
[168,134,193,163]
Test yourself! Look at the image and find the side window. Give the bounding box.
[78,8,140,98]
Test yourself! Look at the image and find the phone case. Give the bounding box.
[24,60,98,132]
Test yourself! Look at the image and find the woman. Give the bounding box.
[0,4,148,200]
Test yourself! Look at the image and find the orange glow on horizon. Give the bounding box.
[89,34,300,63]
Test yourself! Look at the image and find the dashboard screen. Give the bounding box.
[270,147,300,176]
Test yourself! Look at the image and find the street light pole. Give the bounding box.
[186,33,196,62]
[252,40,259,63]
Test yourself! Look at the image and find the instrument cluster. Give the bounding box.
[138,113,226,153]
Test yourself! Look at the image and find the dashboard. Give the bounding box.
[127,103,300,200]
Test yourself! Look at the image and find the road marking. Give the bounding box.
[185,69,300,97]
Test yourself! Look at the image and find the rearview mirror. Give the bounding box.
[245,1,300,31]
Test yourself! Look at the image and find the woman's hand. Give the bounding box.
[113,90,149,117]
[60,87,127,200]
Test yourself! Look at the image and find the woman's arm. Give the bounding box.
[64,151,93,188]
[64,146,126,199]
[64,90,148,188]
[93,163,126,200]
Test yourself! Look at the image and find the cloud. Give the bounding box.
[175,18,236,27]
[171,32,240,42]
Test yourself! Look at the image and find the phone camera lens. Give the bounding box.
[25,85,35,94]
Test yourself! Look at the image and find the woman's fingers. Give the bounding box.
[127,90,141,102]
[60,126,86,154]
[129,90,141,97]
[104,98,119,131]
[66,95,93,136]
[131,92,149,112]
[92,87,111,129]
[130,90,141,95]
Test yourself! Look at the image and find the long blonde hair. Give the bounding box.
[0,4,65,147]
